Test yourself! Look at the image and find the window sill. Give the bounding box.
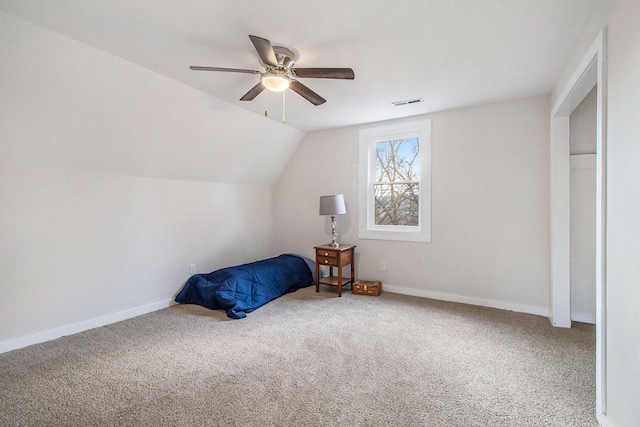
[359,228,431,243]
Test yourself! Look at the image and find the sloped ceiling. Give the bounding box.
[0,0,600,132]
[1,12,306,185]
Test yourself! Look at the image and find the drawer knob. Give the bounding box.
[324,252,328,256]
[324,260,328,264]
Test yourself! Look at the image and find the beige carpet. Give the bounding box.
[0,286,597,426]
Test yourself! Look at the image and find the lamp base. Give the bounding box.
[329,215,339,248]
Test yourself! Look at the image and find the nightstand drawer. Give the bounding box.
[316,249,338,266]
[316,249,338,258]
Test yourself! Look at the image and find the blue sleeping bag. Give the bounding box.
[174,254,314,319]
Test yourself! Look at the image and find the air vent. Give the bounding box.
[392,98,424,107]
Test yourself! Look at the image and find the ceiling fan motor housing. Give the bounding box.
[269,46,297,70]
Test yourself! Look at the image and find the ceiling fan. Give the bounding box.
[190,35,355,106]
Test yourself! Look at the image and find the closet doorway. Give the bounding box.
[569,86,597,324]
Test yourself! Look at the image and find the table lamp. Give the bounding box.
[319,194,346,247]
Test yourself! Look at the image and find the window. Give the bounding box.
[359,119,431,242]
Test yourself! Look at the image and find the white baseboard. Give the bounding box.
[0,299,175,354]
[382,284,549,318]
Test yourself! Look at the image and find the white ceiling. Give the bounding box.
[0,0,600,132]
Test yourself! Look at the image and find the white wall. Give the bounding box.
[0,12,304,350]
[0,166,271,343]
[274,95,551,315]
[552,0,619,107]
[554,0,640,424]
[569,87,596,323]
[570,86,598,155]
[601,0,640,424]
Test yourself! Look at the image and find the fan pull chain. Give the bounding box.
[264,91,268,117]
[282,90,286,124]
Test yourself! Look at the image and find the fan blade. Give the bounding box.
[249,35,278,67]
[239,82,265,101]
[289,81,326,106]
[292,68,355,79]
[190,66,260,74]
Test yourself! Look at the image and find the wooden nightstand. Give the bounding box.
[314,244,356,297]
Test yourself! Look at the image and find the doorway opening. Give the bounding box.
[570,85,597,324]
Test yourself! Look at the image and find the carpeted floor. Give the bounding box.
[0,286,597,426]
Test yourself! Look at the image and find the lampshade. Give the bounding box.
[261,71,290,92]
[319,194,346,216]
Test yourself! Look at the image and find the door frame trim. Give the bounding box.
[549,29,607,418]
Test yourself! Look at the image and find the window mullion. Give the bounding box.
[374,180,418,185]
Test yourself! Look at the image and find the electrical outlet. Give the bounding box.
[379,261,386,272]
[189,264,196,274]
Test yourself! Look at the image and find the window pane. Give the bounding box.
[374,183,419,226]
[375,138,420,182]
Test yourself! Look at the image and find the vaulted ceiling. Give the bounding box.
[0,0,600,132]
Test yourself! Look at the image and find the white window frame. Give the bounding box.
[358,119,432,242]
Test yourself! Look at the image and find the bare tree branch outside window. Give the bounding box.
[374,138,420,226]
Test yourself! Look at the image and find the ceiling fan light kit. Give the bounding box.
[190,35,354,113]
[261,71,290,92]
